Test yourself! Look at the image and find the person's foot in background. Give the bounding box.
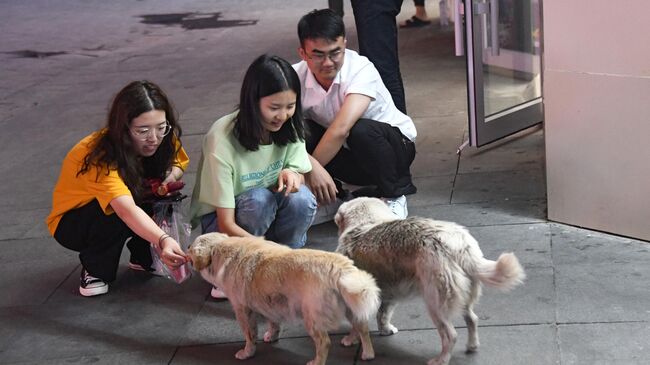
[400,2,431,28]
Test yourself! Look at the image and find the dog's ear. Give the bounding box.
[189,238,212,271]
[189,233,227,271]
[334,210,342,227]
[335,200,350,227]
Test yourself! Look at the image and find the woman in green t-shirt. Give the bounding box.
[191,55,317,298]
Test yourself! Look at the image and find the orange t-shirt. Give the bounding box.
[46,131,189,235]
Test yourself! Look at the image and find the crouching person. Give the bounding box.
[46,80,189,297]
[190,55,317,299]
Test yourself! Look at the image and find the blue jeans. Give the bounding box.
[200,185,317,248]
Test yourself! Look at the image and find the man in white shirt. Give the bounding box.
[293,9,417,219]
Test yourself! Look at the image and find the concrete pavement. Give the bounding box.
[1,1,648,364]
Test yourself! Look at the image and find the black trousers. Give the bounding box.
[351,0,407,114]
[53,199,152,282]
[306,119,416,198]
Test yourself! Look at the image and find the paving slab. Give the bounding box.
[459,127,545,174]
[409,199,547,227]
[550,223,649,265]
[411,115,466,178]
[452,167,547,203]
[555,261,650,324]
[363,325,558,365]
[173,334,358,365]
[558,322,650,365]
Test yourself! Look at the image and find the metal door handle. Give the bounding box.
[454,0,464,56]
[490,0,500,56]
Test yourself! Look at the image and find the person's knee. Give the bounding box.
[285,185,317,213]
[236,188,276,235]
[237,188,274,209]
[200,212,218,234]
[348,119,380,144]
[349,120,396,157]
[270,186,316,247]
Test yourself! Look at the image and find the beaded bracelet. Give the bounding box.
[157,233,171,249]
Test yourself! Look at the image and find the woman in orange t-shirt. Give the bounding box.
[47,80,189,297]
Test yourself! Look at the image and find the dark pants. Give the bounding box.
[53,199,152,282]
[306,119,416,198]
[328,0,344,16]
[351,0,407,114]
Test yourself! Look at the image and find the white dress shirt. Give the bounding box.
[293,49,417,142]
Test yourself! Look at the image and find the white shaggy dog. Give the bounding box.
[334,197,526,365]
[189,232,381,365]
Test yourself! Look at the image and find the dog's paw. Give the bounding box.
[263,329,279,343]
[427,355,450,365]
[379,324,399,336]
[466,343,479,353]
[235,347,255,360]
[360,350,375,361]
[341,334,359,347]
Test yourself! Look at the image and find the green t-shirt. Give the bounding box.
[190,111,312,225]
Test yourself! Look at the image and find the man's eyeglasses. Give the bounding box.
[129,121,171,141]
[306,49,343,63]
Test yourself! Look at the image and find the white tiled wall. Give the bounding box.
[543,0,650,240]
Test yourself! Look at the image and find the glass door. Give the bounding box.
[462,0,543,147]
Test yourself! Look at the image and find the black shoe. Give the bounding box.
[79,268,108,297]
[128,260,166,277]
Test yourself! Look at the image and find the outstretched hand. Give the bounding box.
[276,169,302,196]
[160,238,188,268]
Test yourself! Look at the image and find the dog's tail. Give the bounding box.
[338,269,381,322]
[475,253,526,290]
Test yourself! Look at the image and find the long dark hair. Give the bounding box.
[78,80,182,202]
[234,54,305,151]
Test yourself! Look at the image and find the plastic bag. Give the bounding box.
[150,194,192,284]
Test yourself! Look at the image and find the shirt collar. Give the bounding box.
[304,63,342,91]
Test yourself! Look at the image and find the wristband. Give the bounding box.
[157,233,171,249]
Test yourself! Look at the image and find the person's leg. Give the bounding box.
[200,189,276,300]
[54,199,131,282]
[414,0,429,20]
[265,185,317,248]
[351,0,407,114]
[346,119,417,198]
[234,188,277,236]
[305,119,375,188]
[200,189,278,236]
[328,0,344,17]
[200,211,218,234]
[126,202,156,269]
[304,119,326,155]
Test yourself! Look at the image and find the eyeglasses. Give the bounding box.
[129,121,171,141]
[305,49,343,64]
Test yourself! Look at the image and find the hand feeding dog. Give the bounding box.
[189,232,380,365]
[334,197,526,365]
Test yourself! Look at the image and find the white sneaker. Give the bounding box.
[79,268,108,297]
[383,195,408,219]
[312,198,344,225]
[210,286,228,299]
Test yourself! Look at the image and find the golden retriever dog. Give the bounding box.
[334,197,526,365]
[189,232,381,365]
